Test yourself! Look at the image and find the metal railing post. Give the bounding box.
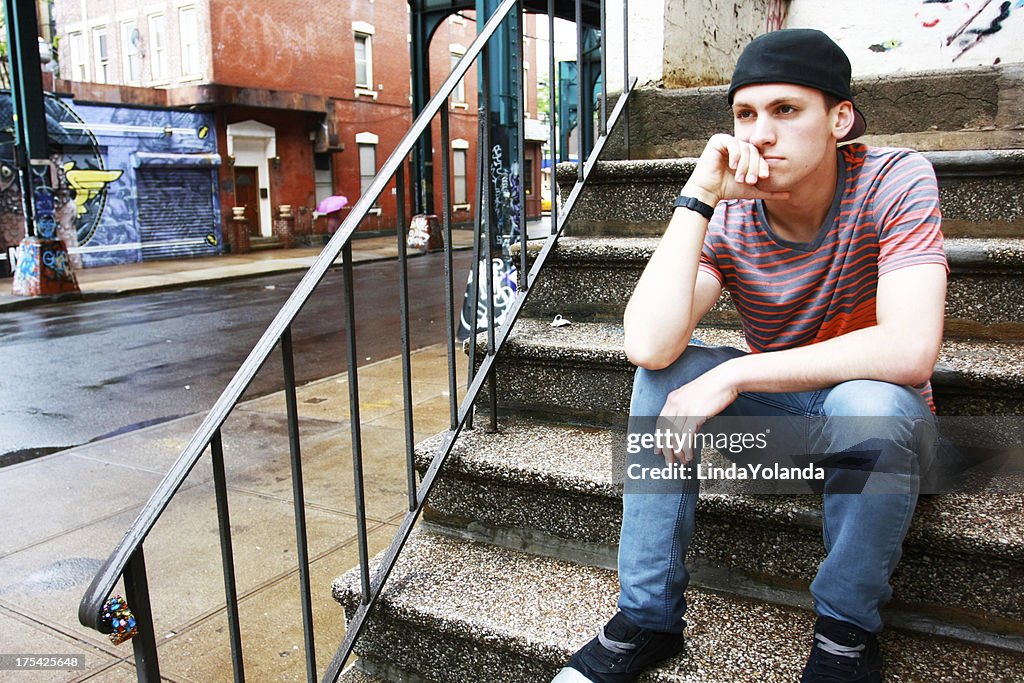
[515,0,528,287]
[211,430,245,683]
[281,328,316,683]
[341,242,371,603]
[124,548,161,683]
[395,164,418,511]
[600,0,608,136]
[576,0,585,182]
[548,0,559,235]
[440,102,459,431]
[623,0,630,158]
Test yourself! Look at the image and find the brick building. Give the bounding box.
[48,0,543,257]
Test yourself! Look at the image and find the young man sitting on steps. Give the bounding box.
[552,28,947,683]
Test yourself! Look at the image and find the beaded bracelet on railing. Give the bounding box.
[101,595,138,645]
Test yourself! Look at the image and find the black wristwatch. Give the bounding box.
[673,195,715,220]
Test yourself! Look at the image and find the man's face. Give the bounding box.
[730,83,845,192]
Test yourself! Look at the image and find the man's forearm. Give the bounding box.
[623,203,710,367]
[714,325,939,396]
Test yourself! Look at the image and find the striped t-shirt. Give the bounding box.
[698,144,947,408]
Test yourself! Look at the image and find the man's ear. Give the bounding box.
[832,100,856,141]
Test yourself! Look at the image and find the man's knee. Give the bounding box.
[822,380,930,420]
[631,345,743,415]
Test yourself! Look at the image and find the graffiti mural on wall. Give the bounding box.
[766,0,788,32]
[1,92,221,267]
[913,0,1020,61]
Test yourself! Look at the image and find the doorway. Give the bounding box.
[234,167,261,236]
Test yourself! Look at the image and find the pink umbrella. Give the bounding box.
[316,195,349,234]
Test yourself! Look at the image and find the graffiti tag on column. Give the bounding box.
[32,173,57,239]
[490,145,522,244]
[458,257,519,339]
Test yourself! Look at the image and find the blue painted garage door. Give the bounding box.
[137,167,220,261]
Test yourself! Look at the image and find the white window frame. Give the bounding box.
[356,132,382,215]
[121,20,141,84]
[92,26,110,84]
[148,13,168,83]
[523,62,530,117]
[450,44,467,108]
[313,153,334,206]
[68,31,89,81]
[452,139,470,210]
[179,5,201,79]
[353,24,375,98]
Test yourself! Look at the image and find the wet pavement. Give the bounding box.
[0,344,466,681]
[0,253,473,464]
[0,229,498,681]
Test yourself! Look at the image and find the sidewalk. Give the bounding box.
[0,219,546,679]
[0,343,467,682]
[0,230,477,311]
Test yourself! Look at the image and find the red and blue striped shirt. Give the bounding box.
[699,144,947,409]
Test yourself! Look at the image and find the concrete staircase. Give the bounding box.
[333,73,1024,681]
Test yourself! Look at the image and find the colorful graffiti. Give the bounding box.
[11,237,79,296]
[1,93,221,267]
[913,0,1020,61]
[458,256,518,340]
[489,144,522,244]
[62,162,123,219]
[766,0,788,32]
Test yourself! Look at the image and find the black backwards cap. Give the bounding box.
[728,28,867,142]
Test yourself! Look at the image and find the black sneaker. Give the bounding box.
[800,616,883,682]
[551,612,685,682]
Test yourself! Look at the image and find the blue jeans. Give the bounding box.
[617,344,936,634]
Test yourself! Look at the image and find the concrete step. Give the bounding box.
[517,236,1024,340]
[414,420,1024,639]
[473,320,1024,421]
[556,150,1024,238]
[337,666,388,682]
[333,531,1024,682]
[611,66,1024,159]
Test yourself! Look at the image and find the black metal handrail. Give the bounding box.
[78,1,634,681]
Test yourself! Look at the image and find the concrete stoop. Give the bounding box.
[556,150,1024,238]
[330,80,1023,679]
[409,420,1024,640]
[518,236,1024,339]
[333,532,1024,683]
[472,320,1024,420]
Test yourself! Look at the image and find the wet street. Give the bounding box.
[0,250,474,463]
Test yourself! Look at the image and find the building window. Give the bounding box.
[149,14,167,82]
[356,133,379,208]
[68,31,88,81]
[523,63,530,117]
[359,144,376,198]
[314,153,334,205]
[92,26,109,84]
[179,6,200,78]
[450,48,466,105]
[121,20,141,83]
[354,33,372,89]
[453,149,468,205]
[523,158,533,195]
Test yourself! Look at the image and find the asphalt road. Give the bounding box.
[0,250,475,463]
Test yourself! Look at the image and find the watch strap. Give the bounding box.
[673,194,715,220]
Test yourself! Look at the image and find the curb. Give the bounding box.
[0,245,473,312]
